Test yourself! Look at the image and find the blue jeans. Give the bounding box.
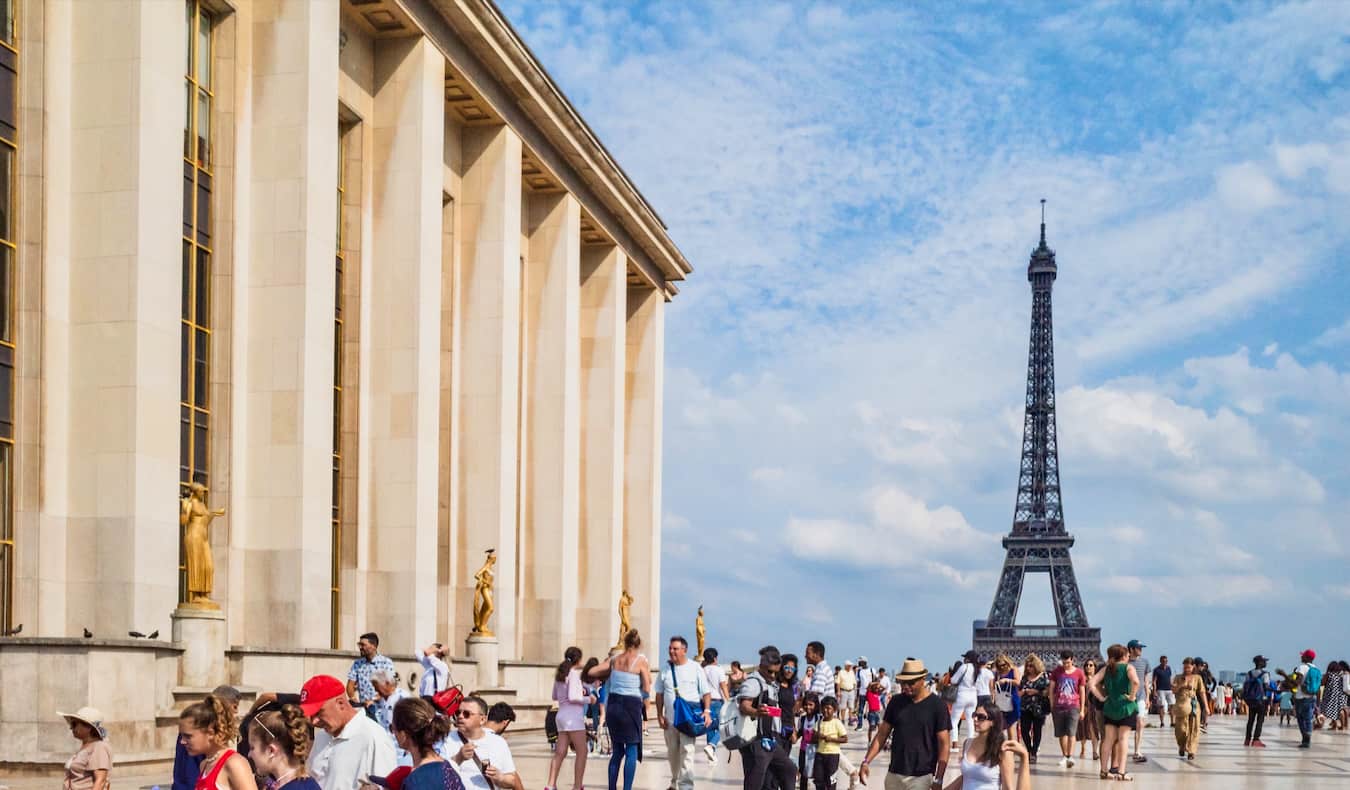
[707,700,723,746]
[1295,698,1316,737]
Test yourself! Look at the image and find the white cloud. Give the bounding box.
[1097,574,1285,607]
[1216,162,1286,212]
[1313,317,1350,348]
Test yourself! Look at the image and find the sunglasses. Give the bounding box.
[972,714,991,722]
[456,709,478,718]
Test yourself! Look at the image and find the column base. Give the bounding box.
[171,606,228,689]
[466,635,500,692]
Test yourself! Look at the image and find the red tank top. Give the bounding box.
[196,749,236,790]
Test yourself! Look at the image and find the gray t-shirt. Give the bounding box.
[737,670,780,735]
[1128,657,1150,701]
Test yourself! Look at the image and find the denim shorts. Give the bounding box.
[1052,708,1080,737]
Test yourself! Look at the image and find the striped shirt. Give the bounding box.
[810,660,835,698]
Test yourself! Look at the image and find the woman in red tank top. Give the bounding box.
[180,695,255,790]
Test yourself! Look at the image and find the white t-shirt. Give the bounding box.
[878,675,892,694]
[418,652,451,696]
[857,667,874,689]
[654,660,713,719]
[1294,663,1314,699]
[976,668,995,695]
[704,664,726,701]
[953,663,976,693]
[438,730,516,790]
[309,713,398,790]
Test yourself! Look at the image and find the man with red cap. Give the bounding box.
[1291,650,1321,749]
[301,674,397,789]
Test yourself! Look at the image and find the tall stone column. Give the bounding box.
[624,286,665,647]
[60,0,184,635]
[455,125,523,656]
[519,192,581,661]
[237,0,339,648]
[577,246,626,651]
[364,36,444,649]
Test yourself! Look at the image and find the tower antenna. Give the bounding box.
[1040,199,1046,244]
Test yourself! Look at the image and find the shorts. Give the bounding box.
[1052,709,1080,738]
[867,711,881,726]
[1103,712,1136,729]
[1157,690,1175,708]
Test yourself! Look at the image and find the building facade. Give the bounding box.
[0,0,688,769]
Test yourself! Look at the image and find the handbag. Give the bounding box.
[669,661,709,737]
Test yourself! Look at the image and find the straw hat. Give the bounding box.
[58,706,108,740]
[897,658,928,682]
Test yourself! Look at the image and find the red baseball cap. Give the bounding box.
[1301,649,1316,661]
[299,675,346,717]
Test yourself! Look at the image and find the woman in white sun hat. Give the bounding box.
[59,706,112,790]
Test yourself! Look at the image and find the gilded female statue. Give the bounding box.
[695,605,706,657]
[180,482,226,608]
[471,549,497,637]
[615,588,633,647]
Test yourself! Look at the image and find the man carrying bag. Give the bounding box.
[655,636,713,790]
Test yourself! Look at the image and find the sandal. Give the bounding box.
[1117,774,1134,782]
[1100,769,1110,780]
[1132,755,1147,763]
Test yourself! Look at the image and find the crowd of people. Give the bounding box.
[55,631,1348,790]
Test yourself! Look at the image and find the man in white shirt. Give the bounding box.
[702,648,729,763]
[369,670,409,762]
[418,642,451,697]
[654,636,712,790]
[837,661,857,727]
[855,659,874,731]
[440,695,522,790]
[302,674,397,790]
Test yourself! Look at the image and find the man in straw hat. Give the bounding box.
[859,658,951,790]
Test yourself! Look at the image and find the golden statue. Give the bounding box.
[615,588,634,647]
[471,549,497,637]
[180,483,226,609]
[695,605,706,657]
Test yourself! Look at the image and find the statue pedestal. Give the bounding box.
[465,635,499,691]
[172,605,227,688]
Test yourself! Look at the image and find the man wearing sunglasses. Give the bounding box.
[439,695,522,790]
[859,659,951,790]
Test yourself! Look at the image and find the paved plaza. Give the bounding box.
[10,714,1348,790]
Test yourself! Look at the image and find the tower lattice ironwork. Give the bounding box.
[972,204,1101,663]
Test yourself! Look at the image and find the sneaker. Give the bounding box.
[1058,757,1068,768]
[1252,739,1266,748]
[1067,756,1076,767]
[1243,740,1251,747]
[704,744,716,762]
[848,773,859,790]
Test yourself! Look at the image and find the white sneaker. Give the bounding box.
[1067,756,1076,768]
[1058,757,1068,768]
[704,744,716,762]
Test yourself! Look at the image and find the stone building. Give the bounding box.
[0,0,689,771]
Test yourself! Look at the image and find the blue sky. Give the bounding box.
[500,0,1350,674]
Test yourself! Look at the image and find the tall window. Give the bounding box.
[331,126,346,648]
[0,0,17,631]
[181,0,213,601]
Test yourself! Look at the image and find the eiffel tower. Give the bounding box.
[972,202,1101,663]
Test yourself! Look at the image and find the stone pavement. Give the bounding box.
[7,714,1348,789]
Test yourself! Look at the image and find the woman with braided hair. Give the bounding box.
[179,695,255,790]
[247,704,320,789]
[390,697,465,790]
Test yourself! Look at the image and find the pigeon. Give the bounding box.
[83,628,93,638]
[147,630,159,640]
[1,623,21,636]
[128,631,146,638]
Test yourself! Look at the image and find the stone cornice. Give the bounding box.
[401,0,691,298]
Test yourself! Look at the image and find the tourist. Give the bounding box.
[174,685,241,790]
[1017,654,1049,764]
[1151,657,1173,729]
[1319,660,1346,732]
[780,654,802,742]
[654,635,713,790]
[1279,683,1294,726]
[440,695,521,790]
[1048,651,1086,768]
[418,642,452,698]
[838,662,857,728]
[858,658,951,790]
[864,674,883,744]
[1125,640,1149,764]
[590,629,650,790]
[1089,644,1140,781]
[377,697,462,790]
[877,669,893,709]
[302,674,397,789]
[855,659,874,732]
[796,692,821,790]
[547,647,595,790]
[247,704,321,790]
[946,701,1031,790]
[1170,658,1204,759]
[1195,658,1215,731]
[1292,649,1320,748]
[179,695,255,790]
[60,706,112,790]
[948,651,981,746]
[348,633,396,711]
[975,660,994,707]
[1242,655,1272,747]
[238,691,304,761]
[991,655,1020,740]
[807,642,835,700]
[703,647,729,762]
[1075,658,1101,763]
[813,696,848,790]
[370,670,410,745]
[736,645,797,790]
[486,702,517,736]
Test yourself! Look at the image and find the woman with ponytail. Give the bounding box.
[179,695,255,790]
[547,646,594,790]
[247,704,320,789]
[388,697,464,790]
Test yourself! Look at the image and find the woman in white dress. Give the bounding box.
[947,701,1031,790]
